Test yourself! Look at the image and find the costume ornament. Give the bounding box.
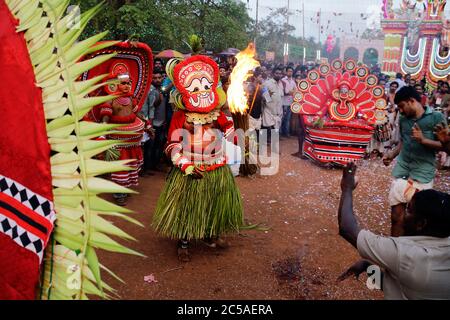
[291,59,387,165]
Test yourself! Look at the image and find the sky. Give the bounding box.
[243,0,450,42]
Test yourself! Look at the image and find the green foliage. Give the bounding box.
[254,7,322,62]
[77,0,252,52]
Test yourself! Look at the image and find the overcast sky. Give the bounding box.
[243,0,450,42]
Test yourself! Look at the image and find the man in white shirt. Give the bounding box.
[261,67,284,143]
[337,162,450,299]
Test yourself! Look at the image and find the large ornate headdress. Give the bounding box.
[290,59,387,165]
[81,41,153,115]
[291,59,387,129]
[166,55,227,114]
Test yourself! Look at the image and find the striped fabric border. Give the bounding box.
[303,127,373,165]
[0,174,56,261]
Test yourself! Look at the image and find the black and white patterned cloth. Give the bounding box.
[0,174,55,261]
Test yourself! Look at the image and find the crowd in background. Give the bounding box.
[138,56,450,176]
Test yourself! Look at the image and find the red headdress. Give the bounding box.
[173,55,220,113]
[290,59,387,165]
[81,41,153,118]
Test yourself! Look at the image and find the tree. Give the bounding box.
[77,0,252,52]
[255,7,295,60]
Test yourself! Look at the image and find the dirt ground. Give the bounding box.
[99,137,450,300]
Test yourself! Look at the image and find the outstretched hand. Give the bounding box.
[341,162,358,192]
[434,123,450,145]
[337,260,371,282]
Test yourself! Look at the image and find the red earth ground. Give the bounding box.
[99,137,450,300]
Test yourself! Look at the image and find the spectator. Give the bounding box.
[294,71,303,83]
[431,81,450,111]
[219,63,230,93]
[414,83,429,106]
[404,73,411,85]
[386,81,400,146]
[154,58,163,70]
[337,163,450,300]
[141,68,167,173]
[280,66,296,138]
[430,80,444,107]
[261,67,283,144]
[392,72,406,90]
[248,68,264,138]
[382,86,446,236]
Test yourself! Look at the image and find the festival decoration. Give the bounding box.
[291,59,387,165]
[381,0,449,86]
[1,0,143,299]
[325,35,336,54]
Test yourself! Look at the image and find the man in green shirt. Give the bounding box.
[382,86,446,236]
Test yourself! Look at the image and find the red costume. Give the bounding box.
[291,59,387,165]
[0,1,55,298]
[81,42,153,191]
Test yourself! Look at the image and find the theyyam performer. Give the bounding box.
[152,50,244,262]
[81,41,153,205]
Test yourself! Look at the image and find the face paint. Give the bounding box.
[174,56,219,113]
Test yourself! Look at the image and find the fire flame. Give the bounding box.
[227,43,260,114]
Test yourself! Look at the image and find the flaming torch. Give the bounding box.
[227,43,260,176]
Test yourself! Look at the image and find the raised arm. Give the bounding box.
[338,162,361,248]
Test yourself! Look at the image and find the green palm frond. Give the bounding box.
[7,0,144,300]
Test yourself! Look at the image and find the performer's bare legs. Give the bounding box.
[292,116,307,159]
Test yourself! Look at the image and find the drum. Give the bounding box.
[374,123,391,142]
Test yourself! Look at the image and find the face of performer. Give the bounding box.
[152,72,163,88]
[118,78,131,94]
[389,82,399,93]
[339,84,349,95]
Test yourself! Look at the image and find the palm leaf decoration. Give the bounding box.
[5,0,144,299]
[183,34,204,55]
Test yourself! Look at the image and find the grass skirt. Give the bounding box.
[153,165,244,240]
